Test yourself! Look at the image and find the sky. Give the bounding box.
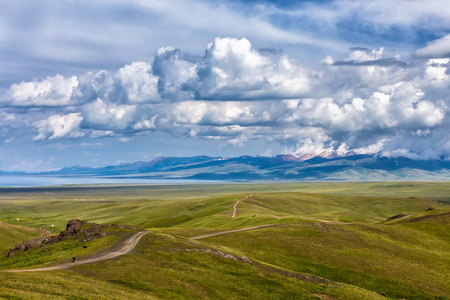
[0,0,450,171]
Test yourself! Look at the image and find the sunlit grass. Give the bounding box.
[0,182,448,299]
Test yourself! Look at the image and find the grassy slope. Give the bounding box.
[193,215,449,299]
[0,233,385,300]
[0,182,449,299]
[158,192,450,299]
[0,271,156,300]
[0,222,48,253]
[0,194,245,231]
[178,192,435,227]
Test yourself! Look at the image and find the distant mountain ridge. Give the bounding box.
[29,153,450,181]
[298,150,357,161]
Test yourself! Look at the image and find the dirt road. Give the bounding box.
[189,220,353,240]
[189,224,276,240]
[6,231,148,273]
[232,195,251,218]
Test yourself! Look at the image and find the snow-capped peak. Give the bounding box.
[299,151,358,161]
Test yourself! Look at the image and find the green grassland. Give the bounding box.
[0,232,386,300]
[195,219,449,299]
[0,222,48,253]
[0,182,449,299]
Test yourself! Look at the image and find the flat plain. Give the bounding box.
[0,181,449,299]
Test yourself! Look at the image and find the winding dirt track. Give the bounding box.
[189,221,353,240]
[232,195,251,218]
[5,231,148,273]
[189,224,276,240]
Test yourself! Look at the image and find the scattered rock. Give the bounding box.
[7,219,107,257]
[81,222,106,242]
[309,223,344,232]
[311,294,337,300]
[180,247,332,285]
[181,248,253,263]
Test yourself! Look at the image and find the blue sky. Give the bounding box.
[0,0,450,171]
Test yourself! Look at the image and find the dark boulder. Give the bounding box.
[387,214,406,221]
[65,219,83,234]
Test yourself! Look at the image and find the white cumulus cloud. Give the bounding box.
[33,113,84,141]
[190,37,312,100]
[7,75,78,106]
[1,37,449,159]
[115,62,160,103]
[82,99,136,131]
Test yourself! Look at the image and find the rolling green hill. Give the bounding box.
[0,222,48,253]
[0,182,448,299]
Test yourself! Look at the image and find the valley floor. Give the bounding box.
[0,182,449,299]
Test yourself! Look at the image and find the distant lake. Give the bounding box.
[0,175,216,187]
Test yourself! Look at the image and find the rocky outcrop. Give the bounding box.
[6,219,107,257]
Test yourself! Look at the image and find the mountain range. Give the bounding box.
[28,151,450,181]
